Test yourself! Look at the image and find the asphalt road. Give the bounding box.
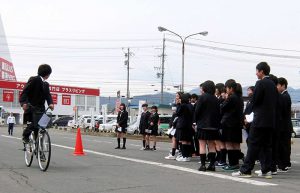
[0,126,300,193]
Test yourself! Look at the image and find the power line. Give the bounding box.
[166,38,300,60]
[190,37,300,53]
[0,35,161,42]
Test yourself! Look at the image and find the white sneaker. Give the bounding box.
[176,157,191,162]
[140,147,146,150]
[176,155,183,161]
[165,154,176,160]
[258,171,272,179]
[254,170,262,175]
[232,171,252,178]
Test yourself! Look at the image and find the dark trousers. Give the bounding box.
[8,123,14,135]
[240,127,273,174]
[277,130,291,169]
[22,110,43,140]
[271,130,279,171]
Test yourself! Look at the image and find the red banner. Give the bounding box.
[3,89,14,102]
[51,94,58,104]
[62,95,71,105]
[0,80,100,96]
[0,57,17,81]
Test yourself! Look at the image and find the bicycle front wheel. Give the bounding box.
[37,131,51,171]
[24,142,33,167]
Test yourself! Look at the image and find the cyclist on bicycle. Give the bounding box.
[20,64,54,143]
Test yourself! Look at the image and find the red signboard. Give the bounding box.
[51,94,58,104]
[62,95,71,105]
[0,80,100,96]
[0,57,17,81]
[3,89,14,102]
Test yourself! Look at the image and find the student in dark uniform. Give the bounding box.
[195,80,221,171]
[165,105,178,159]
[146,106,159,150]
[244,86,255,137]
[139,104,151,150]
[175,93,193,162]
[20,64,54,143]
[233,62,277,179]
[214,83,227,167]
[221,80,244,171]
[277,77,293,172]
[190,94,200,157]
[115,103,128,149]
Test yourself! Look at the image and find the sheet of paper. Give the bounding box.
[245,112,254,122]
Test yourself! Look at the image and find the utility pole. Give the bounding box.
[155,36,166,104]
[124,48,133,115]
[125,48,130,99]
[160,36,166,104]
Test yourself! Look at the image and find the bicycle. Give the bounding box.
[24,106,52,172]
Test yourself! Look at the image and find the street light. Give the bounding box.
[158,26,208,92]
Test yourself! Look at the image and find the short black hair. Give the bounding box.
[142,104,148,107]
[225,79,236,89]
[201,80,215,95]
[248,86,255,92]
[180,93,190,104]
[151,105,158,111]
[191,93,198,100]
[38,64,52,77]
[215,83,225,94]
[269,74,278,85]
[278,77,288,88]
[256,62,270,75]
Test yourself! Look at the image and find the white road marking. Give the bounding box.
[1,134,277,186]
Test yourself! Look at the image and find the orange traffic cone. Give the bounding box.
[73,128,86,156]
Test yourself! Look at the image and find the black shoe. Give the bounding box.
[122,147,126,149]
[207,165,216,171]
[198,165,206,171]
[153,147,156,151]
[115,147,121,149]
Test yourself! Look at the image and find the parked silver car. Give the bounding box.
[292,118,300,138]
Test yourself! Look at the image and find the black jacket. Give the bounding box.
[279,90,293,133]
[175,103,193,130]
[220,93,244,129]
[195,93,221,130]
[251,77,277,129]
[139,111,151,130]
[169,112,177,128]
[148,112,159,130]
[19,76,53,110]
[117,110,128,128]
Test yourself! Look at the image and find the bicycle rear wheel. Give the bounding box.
[24,142,33,167]
[37,131,51,171]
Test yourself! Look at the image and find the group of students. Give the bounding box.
[161,62,293,179]
[114,103,160,150]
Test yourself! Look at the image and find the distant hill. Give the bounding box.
[100,92,176,112]
[100,86,300,112]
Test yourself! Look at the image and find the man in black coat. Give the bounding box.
[233,62,277,178]
[277,77,293,171]
[20,64,54,143]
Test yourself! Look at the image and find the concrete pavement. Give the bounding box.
[0,126,300,193]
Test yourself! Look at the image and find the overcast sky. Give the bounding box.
[0,0,300,97]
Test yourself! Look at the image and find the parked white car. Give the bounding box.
[127,120,139,135]
[100,120,118,132]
